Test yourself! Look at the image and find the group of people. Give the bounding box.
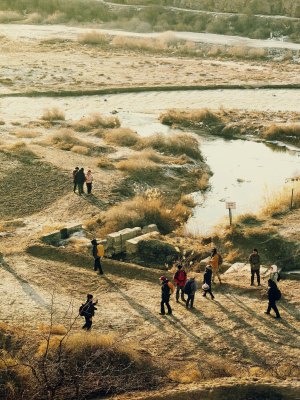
[73,167,94,195]
[80,246,283,330]
[159,247,282,319]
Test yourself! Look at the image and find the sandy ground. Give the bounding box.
[0,34,300,96]
[0,250,299,380]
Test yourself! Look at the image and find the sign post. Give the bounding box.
[226,202,236,226]
[285,177,300,210]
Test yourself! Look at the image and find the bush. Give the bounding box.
[78,31,110,45]
[13,129,41,138]
[104,128,140,147]
[264,124,300,146]
[116,153,160,181]
[45,129,83,151]
[71,145,90,155]
[41,107,65,121]
[141,133,203,160]
[97,156,115,169]
[160,108,222,127]
[73,113,120,132]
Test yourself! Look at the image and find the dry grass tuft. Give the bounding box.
[169,364,201,383]
[0,142,37,160]
[140,133,202,160]
[73,113,120,132]
[264,124,300,146]
[116,154,160,181]
[71,145,90,155]
[38,324,67,336]
[261,184,300,217]
[97,156,115,169]
[12,129,42,139]
[78,31,110,45]
[104,128,139,147]
[160,108,222,127]
[198,172,211,190]
[44,129,83,151]
[41,107,65,121]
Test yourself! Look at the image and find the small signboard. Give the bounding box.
[226,202,236,209]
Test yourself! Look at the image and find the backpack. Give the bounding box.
[274,288,281,301]
[218,254,223,266]
[167,281,175,294]
[97,244,104,257]
[79,304,86,316]
[184,280,192,294]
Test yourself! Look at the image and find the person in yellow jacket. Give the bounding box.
[209,248,222,284]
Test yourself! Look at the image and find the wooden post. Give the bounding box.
[290,188,294,210]
[229,208,232,226]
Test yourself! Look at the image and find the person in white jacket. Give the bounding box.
[268,265,280,283]
[86,169,93,194]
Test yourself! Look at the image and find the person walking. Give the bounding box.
[76,167,86,196]
[265,279,281,319]
[184,277,197,309]
[174,264,187,303]
[202,265,215,300]
[249,248,261,286]
[72,166,79,193]
[210,248,222,284]
[86,169,93,195]
[79,294,98,330]
[91,239,104,275]
[159,276,174,316]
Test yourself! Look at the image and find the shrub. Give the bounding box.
[0,11,23,23]
[78,31,110,45]
[116,155,160,181]
[198,172,211,190]
[45,129,83,151]
[160,108,222,127]
[141,133,203,160]
[97,156,115,169]
[41,107,65,121]
[261,184,300,217]
[104,128,140,147]
[73,113,120,132]
[71,145,90,155]
[13,129,41,138]
[263,124,300,146]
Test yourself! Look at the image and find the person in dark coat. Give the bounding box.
[202,265,215,299]
[173,264,187,303]
[159,276,173,315]
[265,279,281,319]
[91,239,104,275]
[249,248,261,286]
[184,277,197,309]
[80,294,98,330]
[72,166,79,193]
[75,167,86,196]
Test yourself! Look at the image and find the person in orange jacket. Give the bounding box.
[210,248,222,284]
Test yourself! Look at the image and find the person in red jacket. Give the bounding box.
[173,264,187,303]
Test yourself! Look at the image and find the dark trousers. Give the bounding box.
[186,294,195,308]
[203,288,214,299]
[161,296,172,315]
[87,183,92,194]
[94,257,103,275]
[176,286,185,301]
[82,315,92,330]
[73,182,77,193]
[266,301,280,318]
[78,183,84,195]
[251,269,260,285]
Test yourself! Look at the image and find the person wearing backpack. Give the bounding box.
[159,276,174,315]
[75,167,86,196]
[268,264,281,283]
[174,264,187,303]
[80,294,98,330]
[210,248,222,284]
[72,166,79,193]
[91,239,104,275]
[202,265,215,300]
[265,279,281,319]
[249,248,261,286]
[184,277,197,309]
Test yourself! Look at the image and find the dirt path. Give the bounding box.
[1,252,299,375]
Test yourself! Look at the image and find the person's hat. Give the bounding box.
[271,264,278,272]
[177,264,183,269]
[159,276,167,281]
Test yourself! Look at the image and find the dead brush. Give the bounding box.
[104,127,140,147]
[41,107,65,121]
[77,31,110,45]
[160,108,222,127]
[12,129,42,139]
[264,123,300,146]
[116,155,161,181]
[97,156,115,169]
[73,113,120,132]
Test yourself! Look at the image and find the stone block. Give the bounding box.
[107,232,121,246]
[126,232,159,254]
[142,224,159,234]
[67,224,83,235]
[41,230,61,244]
